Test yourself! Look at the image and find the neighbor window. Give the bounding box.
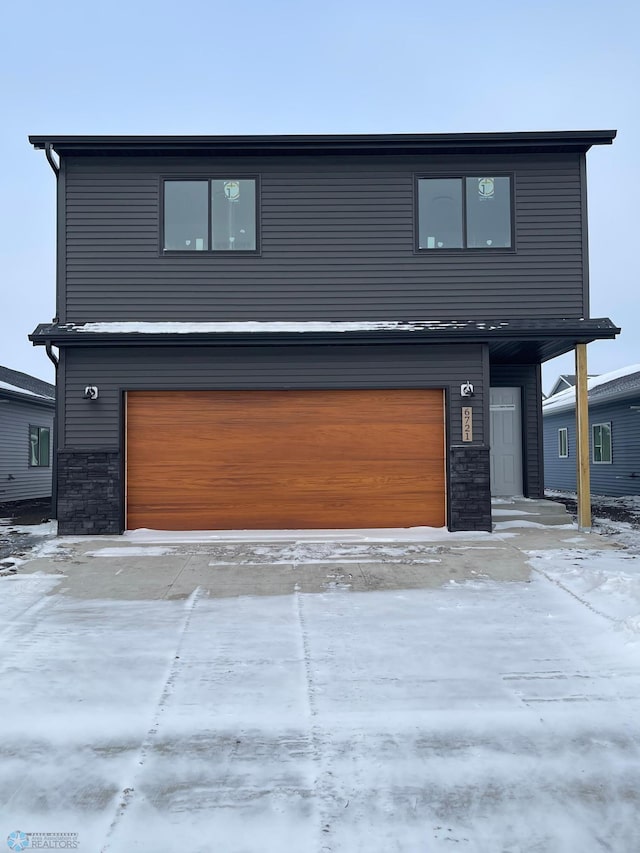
[558,428,568,458]
[417,176,512,250]
[592,423,612,463]
[29,426,50,467]
[163,178,257,251]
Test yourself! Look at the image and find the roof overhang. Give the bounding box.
[29,318,620,364]
[544,384,640,415]
[29,130,617,158]
[0,388,55,408]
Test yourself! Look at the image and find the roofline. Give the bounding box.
[29,130,617,156]
[29,319,620,359]
[0,388,55,408]
[543,383,640,415]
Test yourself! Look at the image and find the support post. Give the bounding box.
[575,344,591,531]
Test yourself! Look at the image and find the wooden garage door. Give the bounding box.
[126,390,445,530]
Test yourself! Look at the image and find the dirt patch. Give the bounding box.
[0,498,52,526]
[545,494,640,530]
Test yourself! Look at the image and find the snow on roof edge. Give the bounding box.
[543,364,640,413]
[66,320,508,333]
[0,380,54,401]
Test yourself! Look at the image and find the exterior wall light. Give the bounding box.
[83,385,99,400]
[460,382,474,398]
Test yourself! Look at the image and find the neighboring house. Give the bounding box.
[543,365,640,496]
[545,373,598,399]
[0,366,55,504]
[28,131,620,535]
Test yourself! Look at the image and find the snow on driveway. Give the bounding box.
[2,562,640,853]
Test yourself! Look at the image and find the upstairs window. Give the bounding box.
[163,178,257,252]
[29,425,50,467]
[417,176,512,250]
[592,423,612,463]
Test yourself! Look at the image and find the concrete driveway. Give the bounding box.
[2,524,640,852]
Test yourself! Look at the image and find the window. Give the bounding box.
[29,426,50,467]
[417,176,512,250]
[592,423,612,464]
[163,178,257,251]
[558,428,568,458]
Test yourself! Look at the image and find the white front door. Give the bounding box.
[490,387,523,496]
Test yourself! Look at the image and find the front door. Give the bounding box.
[490,387,523,496]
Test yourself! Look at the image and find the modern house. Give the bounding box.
[543,365,640,496]
[28,131,620,535]
[0,365,55,504]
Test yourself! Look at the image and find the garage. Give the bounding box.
[126,389,446,530]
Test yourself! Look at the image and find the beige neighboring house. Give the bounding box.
[0,366,55,504]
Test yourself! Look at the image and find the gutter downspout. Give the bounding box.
[41,145,61,520]
[45,342,59,520]
[45,143,60,177]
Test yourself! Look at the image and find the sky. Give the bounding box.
[1,0,638,393]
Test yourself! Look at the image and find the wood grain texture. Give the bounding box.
[126,390,445,530]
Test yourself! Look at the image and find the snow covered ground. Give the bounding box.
[1,510,640,851]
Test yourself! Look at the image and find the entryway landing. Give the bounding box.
[492,497,572,526]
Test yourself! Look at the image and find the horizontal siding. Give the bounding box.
[490,364,543,498]
[543,400,640,496]
[63,344,485,448]
[63,152,585,321]
[0,401,53,502]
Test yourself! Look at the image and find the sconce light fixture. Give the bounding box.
[460,381,474,398]
[83,385,99,400]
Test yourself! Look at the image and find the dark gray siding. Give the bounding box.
[0,400,53,502]
[544,399,640,496]
[62,343,485,448]
[63,153,585,323]
[490,363,543,498]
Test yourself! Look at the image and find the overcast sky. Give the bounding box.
[1,0,638,392]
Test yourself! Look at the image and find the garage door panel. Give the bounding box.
[127,390,445,530]
[127,502,445,531]
[129,469,444,500]
[142,389,437,423]
[130,427,442,465]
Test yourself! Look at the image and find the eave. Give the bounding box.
[0,389,55,408]
[29,130,617,158]
[29,318,620,364]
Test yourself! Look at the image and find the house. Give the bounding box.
[543,365,640,496]
[0,365,55,504]
[27,131,620,535]
[545,373,599,399]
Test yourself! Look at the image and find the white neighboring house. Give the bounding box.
[0,366,55,504]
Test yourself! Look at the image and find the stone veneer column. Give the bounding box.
[448,445,492,532]
[56,449,121,535]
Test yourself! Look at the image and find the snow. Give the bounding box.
[494,519,574,530]
[491,508,538,516]
[3,504,640,849]
[123,525,492,543]
[527,548,640,633]
[0,379,53,400]
[85,546,178,557]
[65,319,511,334]
[0,520,57,536]
[2,563,640,850]
[543,362,640,413]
